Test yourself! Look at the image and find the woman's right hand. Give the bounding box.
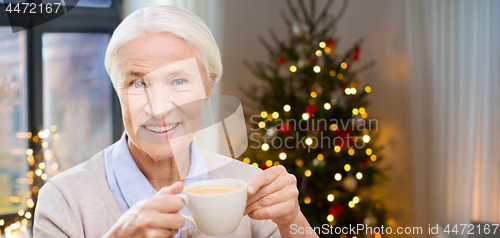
[104,181,185,238]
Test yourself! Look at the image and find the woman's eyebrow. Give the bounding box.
[125,70,145,79]
[163,69,191,77]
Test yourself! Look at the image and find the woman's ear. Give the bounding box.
[204,74,217,102]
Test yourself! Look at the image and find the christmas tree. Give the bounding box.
[239,0,388,236]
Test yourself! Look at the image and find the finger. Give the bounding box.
[244,186,297,216]
[140,213,185,230]
[246,175,287,206]
[155,181,184,197]
[144,228,174,238]
[248,165,286,195]
[148,195,184,213]
[248,201,291,221]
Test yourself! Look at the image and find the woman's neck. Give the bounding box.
[127,137,191,191]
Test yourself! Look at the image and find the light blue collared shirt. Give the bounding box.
[103,132,211,238]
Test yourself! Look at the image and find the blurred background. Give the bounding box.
[0,0,498,237]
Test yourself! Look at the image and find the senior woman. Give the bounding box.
[33,5,316,238]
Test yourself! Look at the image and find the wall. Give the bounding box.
[218,0,415,236]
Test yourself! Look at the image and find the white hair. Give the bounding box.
[104,5,222,91]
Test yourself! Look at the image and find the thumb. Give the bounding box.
[155,181,184,197]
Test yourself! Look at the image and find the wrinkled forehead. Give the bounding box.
[141,57,200,82]
[120,57,201,82]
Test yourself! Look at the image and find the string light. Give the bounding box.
[261,143,270,151]
[344,164,351,172]
[319,42,326,48]
[348,149,355,156]
[290,65,297,72]
[274,161,280,166]
[341,62,347,69]
[330,124,338,130]
[359,107,366,114]
[352,108,359,115]
[345,88,351,95]
[258,122,266,128]
[348,201,355,208]
[41,173,48,180]
[361,112,368,118]
[252,163,258,167]
[324,47,331,53]
[337,73,343,80]
[304,197,311,204]
[356,172,363,180]
[365,86,372,93]
[50,125,57,131]
[305,170,312,177]
[353,196,360,204]
[327,194,334,202]
[351,88,357,94]
[335,173,342,181]
[35,169,42,176]
[370,154,377,161]
[295,159,304,167]
[313,66,321,73]
[363,135,370,143]
[283,104,291,112]
[272,111,279,119]
[310,91,317,98]
[317,154,324,161]
[302,113,310,120]
[26,199,34,208]
[315,50,322,56]
[305,138,313,145]
[324,103,331,110]
[260,111,268,118]
[330,70,336,77]
[279,152,287,160]
[266,160,273,167]
[334,146,341,153]
[366,148,373,155]
[327,214,334,222]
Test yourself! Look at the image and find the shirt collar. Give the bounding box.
[111,132,210,208]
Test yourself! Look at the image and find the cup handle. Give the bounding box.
[175,194,197,227]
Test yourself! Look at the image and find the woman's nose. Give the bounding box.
[145,87,174,118]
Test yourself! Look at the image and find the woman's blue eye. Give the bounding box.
[132,80,144,88]
[173,79,186,85]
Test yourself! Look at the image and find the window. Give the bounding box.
[0,0,121,234]
[0,27,28,216]
[42,33,112,173]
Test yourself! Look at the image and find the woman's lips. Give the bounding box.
[142,122,180,134]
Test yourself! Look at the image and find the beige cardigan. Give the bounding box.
[33,149,280,238]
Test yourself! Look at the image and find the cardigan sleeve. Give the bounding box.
[33,181,83,238]
[251,218,281,237]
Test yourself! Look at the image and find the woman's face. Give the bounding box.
[117,33,211,160]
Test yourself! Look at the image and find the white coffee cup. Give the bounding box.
[175,178,247,236]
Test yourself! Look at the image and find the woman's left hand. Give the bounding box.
[245,165,300,226]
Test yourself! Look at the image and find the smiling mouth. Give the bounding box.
[142,123,180,133]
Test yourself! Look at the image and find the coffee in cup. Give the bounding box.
[186,185,240,194]
[175,178,247,236]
